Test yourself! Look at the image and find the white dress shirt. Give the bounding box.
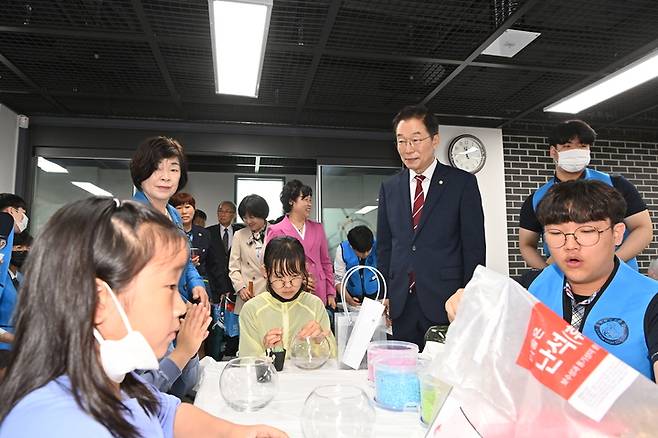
[408,159,438,211]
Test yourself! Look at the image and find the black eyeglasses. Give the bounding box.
[396,135,432,148]
[544,225,612,249]
[270,276,304,289]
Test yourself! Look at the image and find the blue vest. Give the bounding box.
[0,227,16,350]
[532,168,638,271]
[340,240,378,297]
[528,260,658,379]
[132,191,195,301]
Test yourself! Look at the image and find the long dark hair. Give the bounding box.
[0,197,187,438]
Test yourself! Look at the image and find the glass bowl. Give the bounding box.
[290,335,331,370]
[219,356,278,411]
[301,384,375,438]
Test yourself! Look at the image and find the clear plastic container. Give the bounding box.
[373,356,420,411]
[367,340,418,381]
[419,370,452,425]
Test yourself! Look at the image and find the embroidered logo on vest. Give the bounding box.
[594,318,629,345]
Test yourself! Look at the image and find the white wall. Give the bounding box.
[437,125,509,276]
[0,105,19,193]
[185,171,316,226]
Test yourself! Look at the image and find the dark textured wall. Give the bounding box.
[503,135,658,278]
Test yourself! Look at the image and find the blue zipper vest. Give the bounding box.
[0,227,16,350]
[532,168,638,270]
[340,240,378,297]
[528,260,658,379]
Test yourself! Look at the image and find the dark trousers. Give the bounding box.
[391,291,435,352]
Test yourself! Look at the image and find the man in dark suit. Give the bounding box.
[206,201,244,303]
[206,201,244,357]
[377,105,486,349]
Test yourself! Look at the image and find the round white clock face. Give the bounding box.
[448,134,486,174]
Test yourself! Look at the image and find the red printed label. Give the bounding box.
[516,302,608,399]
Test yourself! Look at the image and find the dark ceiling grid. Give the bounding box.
[0,51,67,113]
[2,0,141,32]
[294,0,341,121]
[307,55,453,110]
[420,0,541,105]
[0,0,656,135]
[324,0,492,60]
[268,0,330,47]
[509,0,658,71]
[499,33,658,129]
[428,66,583,119]
[131,0,184,116]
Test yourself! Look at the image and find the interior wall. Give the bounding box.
[185,171,317,226]
[0,105,19,193]
[437,125,509,276]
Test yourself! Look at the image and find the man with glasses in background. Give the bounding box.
[447,180,658,381]
[377,104,486,350]
[206,201,244,358]
[518,120,652,271]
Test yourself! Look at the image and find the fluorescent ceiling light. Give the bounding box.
[37,156,68,173]
[71,181,113,197]
[545,49,658,114]
[209,0,273,97]
[482,29,540,58]
[254,156,261,173]
[354,206,378,215]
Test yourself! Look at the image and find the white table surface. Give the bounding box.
[194,356,429,438]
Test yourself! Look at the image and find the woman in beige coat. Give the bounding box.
[229,195,269,314]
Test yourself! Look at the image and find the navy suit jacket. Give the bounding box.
[376,161,486,324]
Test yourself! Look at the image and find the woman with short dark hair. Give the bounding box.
[229,194,270,313]
[130,136,208,308]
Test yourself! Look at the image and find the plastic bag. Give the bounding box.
[431,265,658,437]
[335,265,388,369]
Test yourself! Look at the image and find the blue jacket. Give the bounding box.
[0,227,16,350]
[529,259,658,379]
[532,168,638,270]
[132,191,205,301]
[340,240,379,297]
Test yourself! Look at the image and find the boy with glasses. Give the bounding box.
[447,180,658,381]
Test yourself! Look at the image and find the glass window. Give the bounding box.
[235,176,285,221]
[319,165,399,259]
[32,157,133,233]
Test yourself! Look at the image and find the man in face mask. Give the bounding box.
[9,232,32,282]
[0,193,29,371]
[518,120,653,271]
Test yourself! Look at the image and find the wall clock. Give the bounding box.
[448,134,486,174]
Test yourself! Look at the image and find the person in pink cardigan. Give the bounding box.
[266,180,336,309]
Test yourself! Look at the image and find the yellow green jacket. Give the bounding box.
[238,291,337,358]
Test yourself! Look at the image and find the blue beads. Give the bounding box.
[374,363,420,411]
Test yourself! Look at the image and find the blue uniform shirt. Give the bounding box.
[0,226,16,350]
[0,373,180,438]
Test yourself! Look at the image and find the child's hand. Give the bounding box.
[263,328,283,349]
[345,292,361,307]
[297,320,327,339]
[177,303,211,359]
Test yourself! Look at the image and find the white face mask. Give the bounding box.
[557,148,590,173]
[93,281,159,383]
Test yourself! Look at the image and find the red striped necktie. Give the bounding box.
[409,174,426,292]
[412,174,426,230]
